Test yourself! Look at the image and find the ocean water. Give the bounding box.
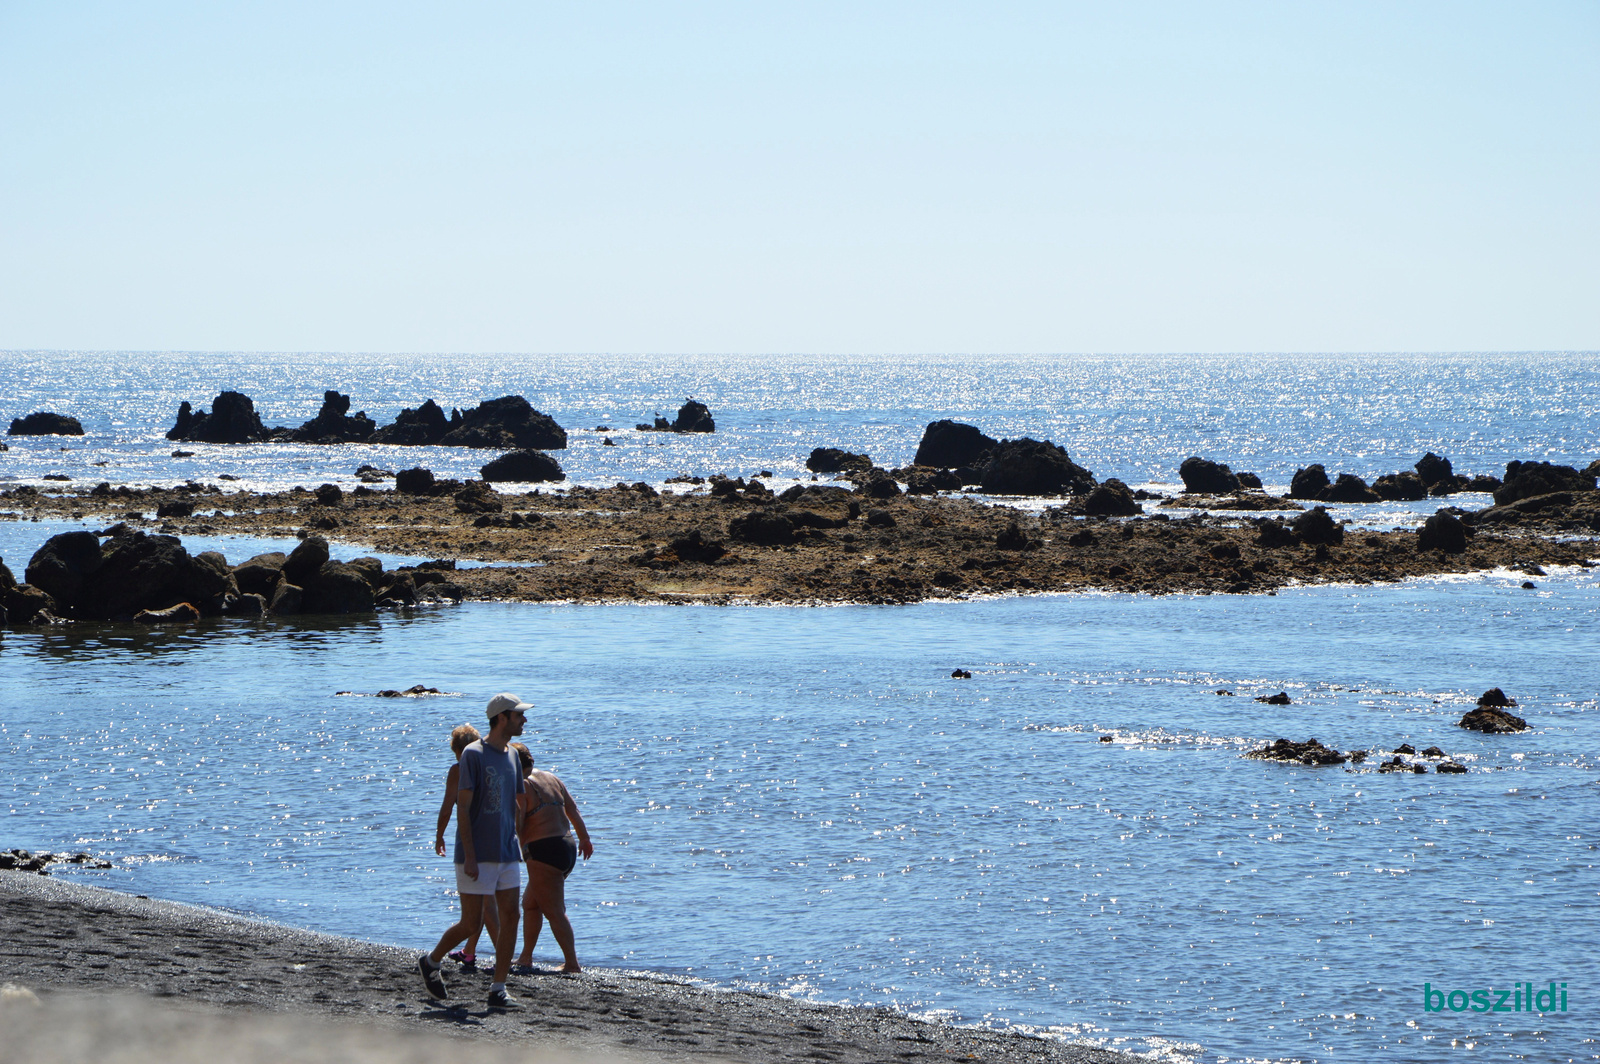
[2,352,1599,1063]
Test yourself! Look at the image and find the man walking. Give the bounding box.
[418,693,529,1008]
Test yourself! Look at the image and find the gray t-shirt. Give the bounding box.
[454,739,525,865]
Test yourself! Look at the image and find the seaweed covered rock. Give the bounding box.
[1323,473,1380,503]
[1416,511,1468,553]
[729,509,795,546]
[438,396,567,450]
[290,391,376,443]
[8,411,84,436]
[979,439,1095,497]
[1082,478,1140,516]
[1178,457,1240,495]
[913,420,998,469]
[1372,472,1426,501]
[371,399,455,445]
[1459,705,1528,733]
[1289,464,1330,500]
[166,391,270,444]
[480,449,565,483]
[1291,505,1344,545]
[807,447,873,474]
[1246,738,1347,766]
[1494,460,1595,506]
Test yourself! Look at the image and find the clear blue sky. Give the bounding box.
[1,2,1595,353]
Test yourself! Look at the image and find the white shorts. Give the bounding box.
[455,861,521,894]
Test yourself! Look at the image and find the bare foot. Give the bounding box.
[561,961,581,973]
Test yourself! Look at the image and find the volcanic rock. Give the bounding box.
[438,396,567,450]
[1494,460,1595,506]
[1372,472,1426,501]
[671,400,715,433]
[729,510,795,546]
[282,535,331,587]
[1246,738,1346,765]
[1178,457,1240,495]
[8,412,84,436]
[807,448,873,474]
[1416,512,1467,553]
[980,439,1095,497]
[301,560,377,614]
[395,467,439,495]
[166,392,269,444]
[1082,478,1140,516]
[1323,473,1380,503]
[313,483,343,506]
[900,467,964,495]
[1256,518,1296,548]
[269,582,303,616]
[913,420,998,469]
[371,399,455,445]
[291,391,376,443]
[232,553,286,598]
[667,529,727,563]
[1291,506,1344,545]
[1477,687,1517,707]
[480,449,565,483]
[1289,465,1330,500]
[1415,452,1454,488]
[24,531,104,606]
[995,521,1031,551]
[1459,706,1528,733]
[454,481,504,514]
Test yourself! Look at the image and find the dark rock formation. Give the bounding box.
[667,530,727,563]
[1459,705,1528,733]
[8,412,84,436]
[480,449,565,483]
[454,481,503,514]
[156,499,195,518]
[1082,478,1140,516]
[232,553,286,598]
[979,439,1095,497]
[1372,472,1426,501]
[1494,461,1595,506]
[282,536,331,588]
[913,420,998,469]
[855,469,902,499]
[1254,691,1292,705]
[671,400,715,433]
[313,483,343,506]
[371,399,455,446]
[1289,465,1330,500]
[866,508,897,529]
[437,396,567,450]
[729,510,795,546]
[269,582,303,616]
[1256,518,1296,548]
[1291,506,1344,545]
[1415,452,1453,488]
[301,560,376,614]
[25,528,238,620]
[291,391,376,443]
[1323,473,1380,503]
[166,392,269,444]
[1477,687,1517,707]
[396,467,439,495]
[1178,457,1240,494]
[1417,512,1467,553]
[1436,761,1467,773]
[1245,738,1346,765]
[995,521,1031,551]
[807,448,873,474]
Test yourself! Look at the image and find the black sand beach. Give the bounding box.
[0,871,1145,1064]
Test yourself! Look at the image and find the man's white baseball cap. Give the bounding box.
[487,693,532,720]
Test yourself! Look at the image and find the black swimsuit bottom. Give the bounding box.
[523,834,577,876]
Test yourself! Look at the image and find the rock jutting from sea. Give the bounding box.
[164,389,568,449]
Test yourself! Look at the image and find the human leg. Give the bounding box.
[526,861,580,972]
[518,868,545,966]
[429,890,486,964]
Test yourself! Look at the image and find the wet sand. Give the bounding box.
[0,871,1144,1064]
[3,479,1595,605]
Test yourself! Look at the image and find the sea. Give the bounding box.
[2,351,1597,1063]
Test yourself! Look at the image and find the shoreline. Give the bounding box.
[2,479,1596,610]
[0,871,1147,1064]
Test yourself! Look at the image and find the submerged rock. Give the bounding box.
[1246,738,1347,765]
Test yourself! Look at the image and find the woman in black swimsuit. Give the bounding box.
[510,743,594,973]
